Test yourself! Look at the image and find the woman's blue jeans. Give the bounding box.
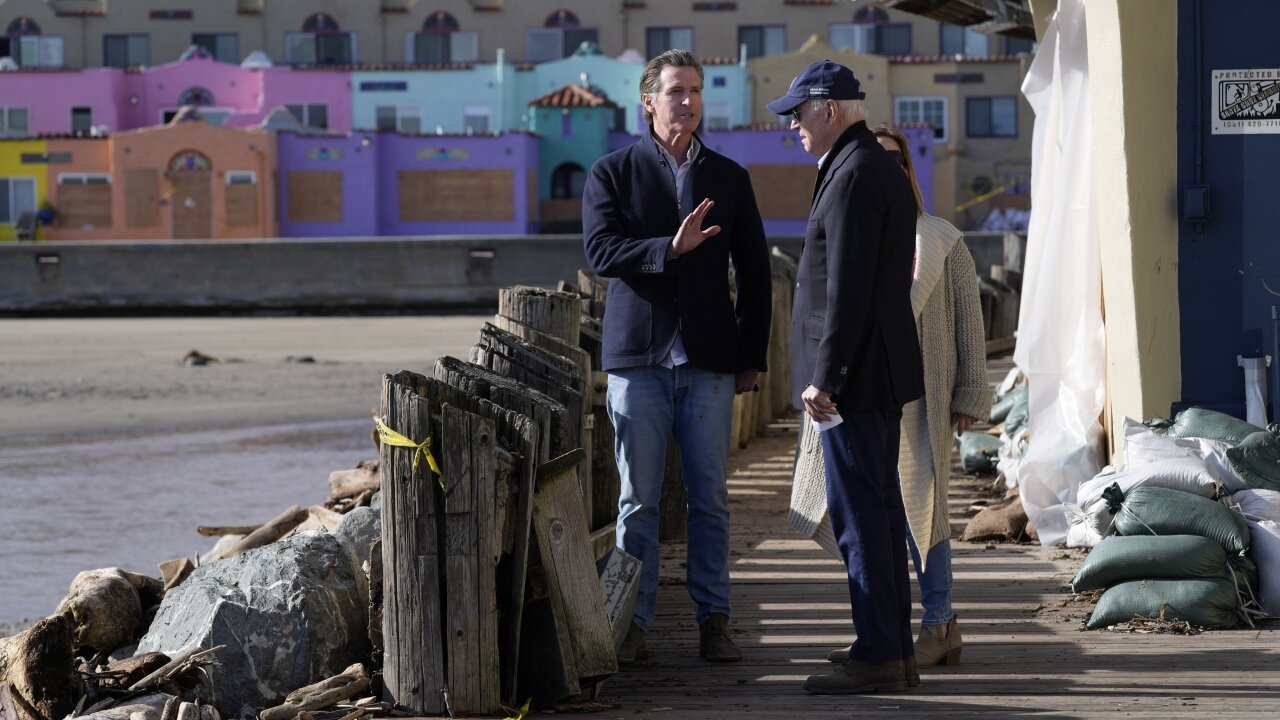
[908,534,954,625]
[607,364,735,629]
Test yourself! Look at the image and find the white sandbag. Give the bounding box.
[1063,495,1115,549]
[1224,489,1280,523]
[1245,519,1280,616]
[1077,457,1219,508]
[1122,418,1245,491]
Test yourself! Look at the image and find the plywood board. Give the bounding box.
[288,170,342,223]
[57,184,112,229]
[746,164,816,220]
[399,169,513,222]
[124,168,159,228]
[225,183,259,228]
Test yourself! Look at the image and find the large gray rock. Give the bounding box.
[334,507,380,601]
[137,531,368,719]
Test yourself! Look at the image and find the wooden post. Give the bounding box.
[441,405,501,713]
[498,286,581,347]
[378,371,445,715]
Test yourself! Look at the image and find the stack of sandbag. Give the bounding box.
[1076,484,1253,629]
[990,369,1029,478]
[1064,413,1247,548]
[1222,488,1280,616]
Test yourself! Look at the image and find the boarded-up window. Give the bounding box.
[125,168,159,227]
[746,164,816,221]
[57,183,113,228]
[225,184,259,227]
[288,170,342,222]
[399,169,513,222]
[527,168,537,224]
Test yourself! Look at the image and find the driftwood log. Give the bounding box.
[259,662,368,720]
[218,505,308,560]
[0,615,79,720]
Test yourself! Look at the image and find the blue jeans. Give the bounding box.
[607,364,735,628]
[908,535,954,625]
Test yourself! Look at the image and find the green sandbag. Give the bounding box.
[1071,535,1228,592]
[1002,384,1030,436]
[1114,485,1250,554]
[958,432,1002,475]
[1086,578,1240,629]
[1164,406,1263,445]
[989,383,1026,424]
[1226,431,1280,493]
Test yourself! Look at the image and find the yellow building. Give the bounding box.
[0,138,49,241]
[749,36,1033,227]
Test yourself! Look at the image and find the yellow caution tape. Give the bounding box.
[503,698,532,720]
[374,416,443,486]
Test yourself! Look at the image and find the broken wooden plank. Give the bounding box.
[598,547,642,654]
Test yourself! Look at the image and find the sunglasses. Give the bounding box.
[886,148,909,169]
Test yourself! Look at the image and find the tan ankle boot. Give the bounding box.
[914,616,962,667]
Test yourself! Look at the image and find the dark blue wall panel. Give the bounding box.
[1176,0,1280,417]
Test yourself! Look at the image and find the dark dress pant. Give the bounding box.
[820,407,913,663]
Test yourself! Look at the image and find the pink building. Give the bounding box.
[0,54,351,135]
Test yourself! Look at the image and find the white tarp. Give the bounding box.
[1009,0,1106,545]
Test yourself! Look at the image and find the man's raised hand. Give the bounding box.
[670,198,721,257]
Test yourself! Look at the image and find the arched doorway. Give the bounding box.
[168,150,212,239]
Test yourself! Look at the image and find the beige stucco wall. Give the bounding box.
[748,38,893,127]
[1085,0,1181,461]
[0,0,1013,69]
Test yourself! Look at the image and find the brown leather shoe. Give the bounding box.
[915,616,962,667]
[698,613,742,662]
[804,658,906,694]
[826,644,851,663]
[617,622,648,665]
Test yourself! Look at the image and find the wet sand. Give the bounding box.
[0,314,488,627]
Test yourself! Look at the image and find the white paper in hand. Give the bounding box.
[811,411,844,433]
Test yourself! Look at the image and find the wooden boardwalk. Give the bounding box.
[592,415,1280,719]
[412,356,1280,719]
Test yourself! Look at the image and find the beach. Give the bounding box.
[0,314,488,628]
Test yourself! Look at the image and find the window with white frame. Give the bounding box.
[703,101,731,131]
[0,107,28,133]
[527,10,598,63]
[646,27,693,59]
[376,105,421,133]
[103,34,149,68]
[0,177,36,223]
[940,24,989,57]
[58,173,110,185]
[285,103,329,129]
[895,96,948,142]
[286,13,354,66]
[226,171,257,185]
[966,96,1018,138]
[408,12,477,63]
[463,105,491,134]
[738,25,785,59]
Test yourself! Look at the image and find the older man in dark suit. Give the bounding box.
[582,49,772,665]
[768,60,924,693]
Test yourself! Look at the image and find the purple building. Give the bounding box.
[277,131,539,237]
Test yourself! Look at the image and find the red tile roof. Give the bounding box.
[700,56,740,66]
[529,83,617,108]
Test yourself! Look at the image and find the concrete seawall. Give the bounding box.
[0,235,795,313]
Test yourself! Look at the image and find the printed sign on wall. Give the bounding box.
[1212,69,1280,134]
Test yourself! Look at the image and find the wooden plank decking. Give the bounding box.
[416,357,1280,718]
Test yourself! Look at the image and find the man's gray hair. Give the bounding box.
[806,98,866,122]
[639,49,704,124]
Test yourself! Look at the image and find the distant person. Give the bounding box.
[768,59,924,694]
[582,48,772,664]
[790,125,990,673]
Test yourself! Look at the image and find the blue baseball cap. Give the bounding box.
[767,59,866,115]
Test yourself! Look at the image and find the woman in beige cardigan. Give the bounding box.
[789,125,991,669]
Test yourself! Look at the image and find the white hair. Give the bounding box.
[805,98,867,122]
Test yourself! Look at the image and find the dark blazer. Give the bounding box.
[790,121,924,411]
[583,134,772,375]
